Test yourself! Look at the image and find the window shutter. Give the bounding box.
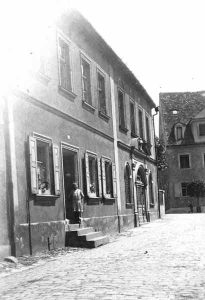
[112,163,117,198]
[97,158,102,197]
[101,158,106,197]
[29,136,38,194]
[52,144,60,196]
[85,152,91,197]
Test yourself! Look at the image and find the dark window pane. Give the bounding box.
[59,38,72,91]
[118,90,125,128]
[146,116,150,142]
[176,126,183,139]
[199,124,205,136]
[98,73,106,114]
[82,59,92,104]
[139,109,143,138]
[105,161,112,195]
[180,155,190,168]
[130,102,135,134]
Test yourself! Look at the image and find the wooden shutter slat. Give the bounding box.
[52,144,60,196]
[29,136,37,194]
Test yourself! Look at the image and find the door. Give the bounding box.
[137,183,147,223]
[62,147,79,222]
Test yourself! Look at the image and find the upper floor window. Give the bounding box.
[118,89,126,131]
[58,37,72,91]
[179,154,190,169]
[199,124,205,136]
[176,126,183,140]
[138,109,144,138]
[97,71,106,115]
[130,101,136,135]
[29,135,60,196]
[81,56,92,105]
[145,115,150,143]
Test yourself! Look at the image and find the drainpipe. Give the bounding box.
[109,67,121,233]
[152,106,160,218]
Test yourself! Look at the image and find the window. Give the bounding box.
[101,157,117,199]
[176,126,183,140]
[145,115,150,143]
[181,182,189,196]
[29,135,60,196]
[130,101,136,135]
[199,124,205,136]
[98,71,106,115]
[85,152,101,197]
[179,154,190,169]
[81,57,92,105]
[124,163,132,205]
[138,109,144,138]
[118,89,126,130]
[58,37,72,91]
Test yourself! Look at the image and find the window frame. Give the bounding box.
[81,54,92,106]
[145,114,151,143]
[199,123,205,136]
[124,162,133,207]
[29,133,60,197]
[138,107,144,139]
[85,151,102,199]
[57,35,73,94]
[179,154,191,169]
[97,68,107,116]
[101,156,117,200]
[181,182,189,197]
[130,99,136,137]
[118,88,128,133]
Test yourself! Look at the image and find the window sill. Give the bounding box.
[98,110,110,122]
[34,194,60,206]
[58,85,77,102]
[102,197,115,205]
[149,203,155,208]
[82,100,95,113]
[131,132,138,138]
[119,125,128,134]
[86,196,101,205]
[126,203,134,209]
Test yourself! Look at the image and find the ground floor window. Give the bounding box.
[29,135,60,196]
[181,182,189,197]
[124,163,132,204]
[85,151,102,197]
[102,157,117,199]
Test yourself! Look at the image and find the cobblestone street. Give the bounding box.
[0,214,205,300]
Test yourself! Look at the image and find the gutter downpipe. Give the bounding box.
[109,67,121,233]
[152,107,160,219]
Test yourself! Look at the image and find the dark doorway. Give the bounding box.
[136,166,148,223]
[62,147,78,222]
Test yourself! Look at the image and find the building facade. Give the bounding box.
[0,10,159,257]
[159,91,205,213]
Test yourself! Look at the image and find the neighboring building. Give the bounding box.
[0,10,159,257]
[159,91,205,213]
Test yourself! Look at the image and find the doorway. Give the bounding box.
[62,147,79,222]
[136,166,148,223]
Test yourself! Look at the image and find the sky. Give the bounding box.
[1,0,205,107]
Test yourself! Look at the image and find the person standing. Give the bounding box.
[68,182,84,224]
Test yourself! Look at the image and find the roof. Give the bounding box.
[159,91,205,145]
[59,10,156,108]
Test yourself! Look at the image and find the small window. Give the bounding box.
[81,57,92,105]
[85,152,101,198]
[145,116,150,143]
[176,126,183,140]
[58,37,72,91]
[199,124,205,136]
[102,157,117,199]
[130,101,136,135]
[118,90,126,130]
[29,136,60,196]
[181,182,189,196]
[98,72,106,115]
[179,154,190,169]
[124,163,132,204]
[138,109,144,138]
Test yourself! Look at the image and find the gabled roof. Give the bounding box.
[159,91,205,145]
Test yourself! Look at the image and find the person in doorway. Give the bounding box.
[188,201,193,213]
[68,182,84,224]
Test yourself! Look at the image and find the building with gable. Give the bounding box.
[0,10,160,258]
[159,91,205,213]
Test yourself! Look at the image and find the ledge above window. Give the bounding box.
[119,125,128,134]
[82,100,95,113]
[98,110,110,122]
[58,85,77,102]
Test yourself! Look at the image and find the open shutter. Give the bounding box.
[29,136,37,194]
[97,158,102,197]
[53,144,60,196]
[112,163,117,198]
[85,152,91,197]
[101,158,106,197]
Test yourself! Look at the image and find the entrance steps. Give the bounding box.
[65,223,109,248]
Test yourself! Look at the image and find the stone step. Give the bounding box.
[80,231,103,241]
[86,236,109,248]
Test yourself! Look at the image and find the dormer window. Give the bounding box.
[199,123,205,136]
[172,110,178,115]
[175,123,184,140]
